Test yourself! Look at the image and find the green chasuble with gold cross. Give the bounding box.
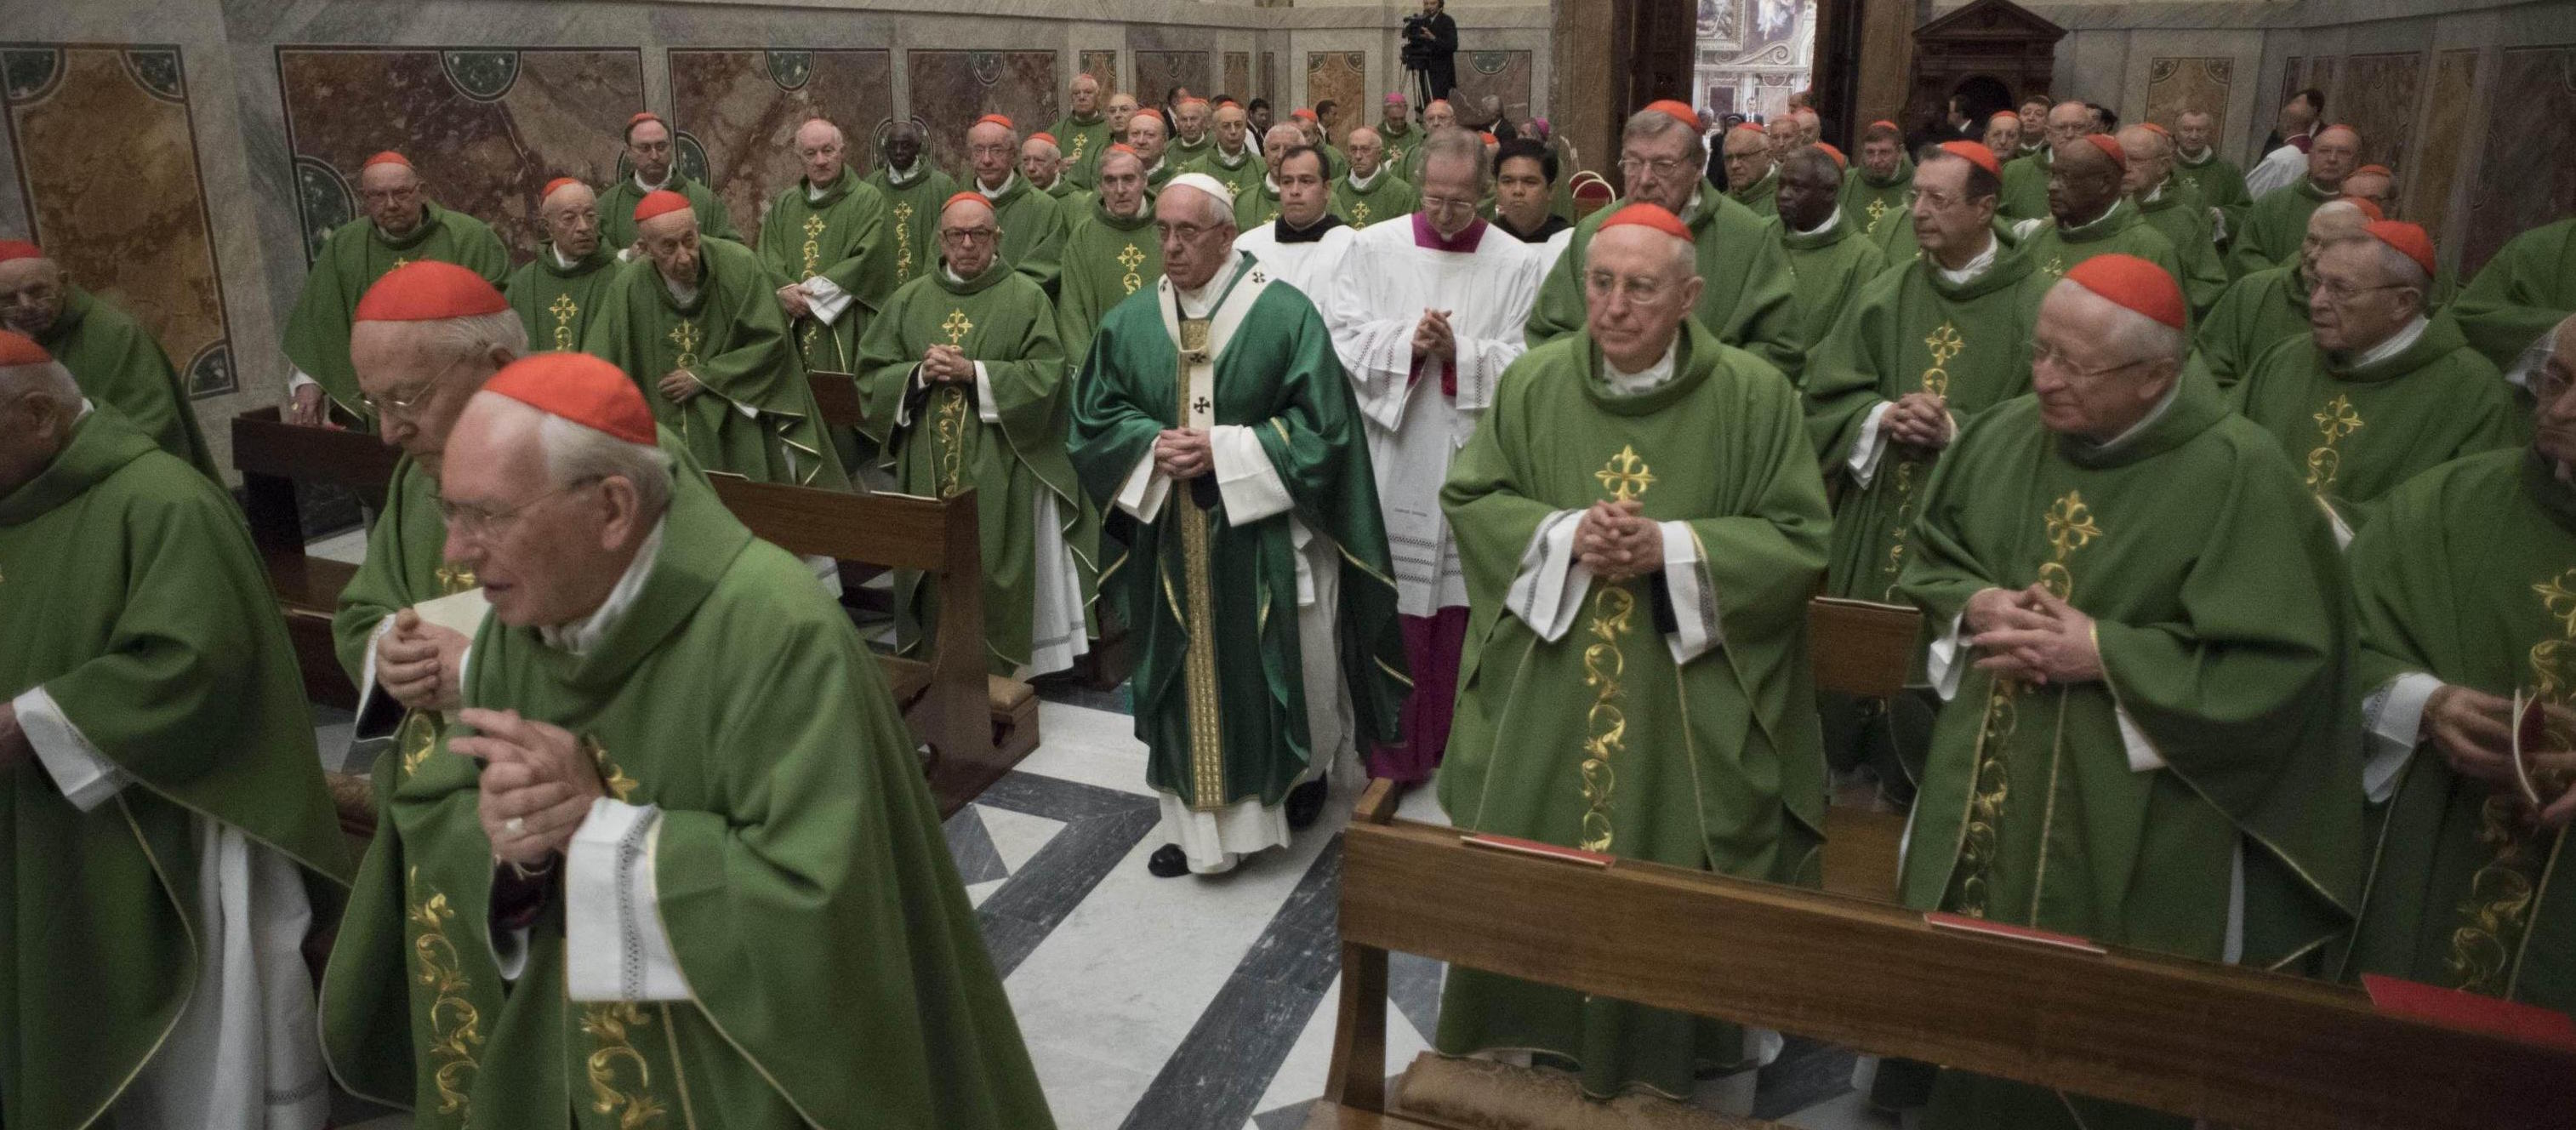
[1895,374,2363,1130]
[37,285,216,479]
[1186,145,1266,205]
[1840,156,1915,244]
[2173,147,2252,246]
[3,412,352,1128]
[1378,122,1419,180]
[1330,169,1418,231]
[863,161,960,296]
[2230,316,2521,533]
[1528,185,1805,383]
[2228,178,2339,280]
[2452,216,2576,372]
[857,260,1097,675]
[318,471,1054,1130]
[2015,198,2184,294]
[1433,319,1832,1101]
[582,237,848,488]
[1771,211,1889,387]
[2134,179,2230,317]
[596,172,738,254]
[755,166,893,374]
[282,202,510,425]
[1235,179,1285,231]
[2191,264,2313,389]
[1057,196,1164,365]
[2340,448,2574,1016]
[1066,254,1408,810]
[979,174,1069,294]
[1048,111,1115,188]
[504,242,618,356]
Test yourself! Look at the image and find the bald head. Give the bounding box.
[0,254,68,337]
[795,118,847,188]
[2300,198,2373,287]
[1346,125,1384,176]
[1215,103,1251,153]
[2045,100,2091,149]
[2309,125,2360,190]
[0,353,82,495]
[360,159,427,237]
[2541,312,2576,465]
[2115,124,2169,195]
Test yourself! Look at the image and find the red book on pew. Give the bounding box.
[1923,911,2107,956]
[1462,833,1614,869]
[2362,973,2576,1052]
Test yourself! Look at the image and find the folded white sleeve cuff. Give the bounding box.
[801,275,853,325]
[2361,671,2442,804]
[892,366,926,428]
[2115,705,2166,773]
[1114,451,1171,522]
[15,686,129,813]
[1926,609,1969,702]
[1454,337,1519,412]
[352,616,398,724]
[1657,522,1722,664]
[287,368,319,394]
[1849,402,1893,488]
[974,362,1001,424]
[1341,319,1421,433]
[1211,424,1294,524]
[1503,509,1591,642]
[565,798,692,1003]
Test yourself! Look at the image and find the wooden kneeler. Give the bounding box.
[1805,596,1919,900]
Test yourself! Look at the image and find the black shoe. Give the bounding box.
[1285,773,1329,830]
[1147,844,1192,877]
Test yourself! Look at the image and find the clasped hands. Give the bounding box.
[919,345,977,385]
[451,708,607,869]
[1884,391,1953,450]
[1574,499,1663,584]
[1410,309,1458,365]
[1153,428,1213,480]
[1964,585,2101,685]
[375,608,470,713]
[658,368,704,402]
[775,282,812,319]
[2421,686,2576,828]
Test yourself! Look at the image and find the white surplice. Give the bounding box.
[1232,220,1356,307]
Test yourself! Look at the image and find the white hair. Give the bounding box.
[2340,231,2431,295]
[410,308,530,362]
[537,412,673,519]
[0,358,82,407]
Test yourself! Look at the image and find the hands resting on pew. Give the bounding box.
[288,383,328,427]
[2422,686,2576,829]
[1966,585,2101,685]
[377,607,470,713]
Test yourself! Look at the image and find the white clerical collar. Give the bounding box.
[979,174,1018,200]
[887,159,925,187]
[1795,207,1843,237]
[541,516,667,655]
[75,397,94,423]
[2178,147,2214,166]
[661,271,699,305]
[2085,375,2186,456]
[1263,174,1282,196]
[1603,340,1679,395]
[806,171,844,201]
[1934,236,1998,284]
[1174,249,1246,318]
[2353,314,2431,368]
[1678,187,1705,226]
[1348,164,1387,191]
[552,244,582,270]
[1216,146,1251,167]
[633,170,672,193]
[2063,197,2125,235]
[1144,157,1167,177]
[1031,172,1061,192]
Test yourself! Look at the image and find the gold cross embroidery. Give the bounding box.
[1070,133,1090,163]
[801,214,826,277]
[1353,200,1372,227]
[668,321,702,370]
[1921,322,1964,398]
[391,256,413,269]
[1595,444,1656,503]
[1118,242,1145,294]
[547,294,578,351]
[2304,394,2364,494]
[942,308,974,346]
[433,562,477,595]
[892,202,915,282]
[2043,254,2066,278]
[1865,196,1888,231]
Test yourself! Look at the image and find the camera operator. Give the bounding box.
[1401,0,1459,112]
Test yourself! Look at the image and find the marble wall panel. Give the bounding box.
[908,50,1059,178]
[3,44,232,397]
[2142,56,2230,143]
[2406,49,2476,241]
[1225,51,1252,100]
[276,48,644,266]
[1135,50,1212,105]
[1306,51,1365,141]
[669,49,894,239]
[2338,52,2424,172]
[1262,51,1280,104]
[1451,49,1534,128]
[1080,50,1118,94]
[2461,44,2576,276]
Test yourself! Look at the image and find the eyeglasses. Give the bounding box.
[358,351,476,420]
[2313,279,2409,305]
[360,185,419,205]
[1583,270,1670,305]
[1618,156,1692,178]
[1419,193,1479,212]
[438,475,602,540]
[939,227,1000,243]
[2029,339,2155,381]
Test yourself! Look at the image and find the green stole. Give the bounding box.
[1433,320,1832,1100]
[2342,448,2574,1013]
[596,172,738,251]
[2231,315,2522,529]
[282,202,509,424]
[2191,264,2312,388]
[2452,216,2576,370]
[1528,185,1805,383]
[1773,209,1889,385]
[1998,146,2051,221]
[1057,196,1162,365]
[1331,168,1419,231]
[3,414,351,1128]
[977,174,1069,294]
[2133,178,2231,316]
[1170,133,1213,167]
[856,259,1096,675]
[1065,253,1407,808]
[503,243,617,355]
[1728,165,1781,219]
[1840,158,1915,243]
[2018,197,2184,293]
[2173,147,2252,242]
[862,161,960,293]
[2227,176,2337,280]
[1188,144,1264,203]
[580,238,849,488]
[37,286,216,478]
[1234,178,1285,231]
[754,167,892,373]
[1048,111,1114,186]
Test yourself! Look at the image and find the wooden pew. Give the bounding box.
[1310,779,2576,1130]
[231,406,393,711]
[1806,596,1918,900]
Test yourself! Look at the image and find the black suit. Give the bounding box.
[1409,11,1459,103]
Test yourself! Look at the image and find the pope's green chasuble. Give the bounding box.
[2134,179,2230,317]
[2228,178,2338,280]
[1728,165,1781,220]
[2231,317,2521,532]
[37,286,215,478]
[1998,148,2051,221]
[2341,448,2573,1015]
[858,260,1098,676]
[1331,169,1419,231]
[755,167,893,374]
[2453,216,2576,372]
[284,203,509,424]
[319,474,1055,1129]
[1047,111,1114,187]
[596,172,738,252]
[1528,186,1805,384]
[1057,197,1164,365]
[1186,145,1265,204]
[2016,198,2185,294]
[863,161,961,294]
[1066,254,1409,812]
[1772,210,1889,385]
[2174,148,2252,246]
[1841,158,1915,243]
[1895,374,2363,1129]
[972,174,1068,294]
[582,238,849,488]
[1433,321,1832,1101]
[2191,264,2312,388]
[3,413,352,1127]
[504,243,618,356]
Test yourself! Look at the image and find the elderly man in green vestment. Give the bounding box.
[1980,111,2022,168]
[2453,214,2576,378]
[2231,221,2518,542]
[504,179,617,353]
[1170,95,1216,165]
[1058,146,1163,364]
[1047,72,1114,188]
[1896,255,2362,1129]
[858,192,1097,677]
[2228,123,2359,279]
[1527,100,1803,383]
[1023,133,1086,210]
[1434,203,1831,1102]
[584,191,847,487]
[1331,126,1420,230]
[2172,110,2251,243]
[2121,125,2230,317]
[1130,110,1182,191]
[964,113,1068,292]
[2341,311,2576,1017]
[1841,120,1915,243]
[1067,174,1407,877]
[1998,101,2091,221]
[1378,92,1420,178]
[757,117,892,374]
[320,352,1055,1128]
[283,150,508,427]
[1,331,351,1129]
[1721,123,1779,219]
[865,122,959,294]
[0,240,214,477]
[596,112,737,253]
[2193,197,2374,388]
[1188,101,1266,203]
[2013,134,2185,292]
[1770,146,1886,385]
[1234,125,1302,231]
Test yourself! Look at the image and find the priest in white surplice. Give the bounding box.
[1234,145,1356,300]
[1321,129,1546,787]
